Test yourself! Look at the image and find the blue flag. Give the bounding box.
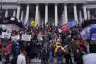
[90,27,96,40]
[68,20,77,28]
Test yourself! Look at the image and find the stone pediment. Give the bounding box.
[18,0,85,3]
[0,0,96,3]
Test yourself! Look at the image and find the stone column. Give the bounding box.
[16,5,20,20]
[5,10,8,17]
[45,4,48,25]
[20,11,24,21]
[35,4,40,26]
[74,4,78,24]
[13,10,16,17]
[64,4,68,24]
[25,5,29,25]
[87,10,90,19]
[83,5,87,20]
[55,4,58,26]
[79,11,83,24]
[61,10,65,26]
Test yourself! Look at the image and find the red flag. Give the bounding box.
[61,24,70,33]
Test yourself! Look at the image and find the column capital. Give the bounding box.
[74,3,77,5]
[55,3,58,5]
[36,4,39,6]
[64,4,67,6]
[27,4,30,7]
[35,4,39,10]
[45,4,48,6]
[83,5,87,8]
[45,3,48,5]
[35,3,39,5]
[64,4,67,8]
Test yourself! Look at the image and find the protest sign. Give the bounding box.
[21,34,31,41]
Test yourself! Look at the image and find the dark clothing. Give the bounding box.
[41,48,48,64]
[73,49,83,64]
[57,47,64,64]
[64,53,73,64]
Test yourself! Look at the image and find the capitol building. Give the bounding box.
[0,0,96,26]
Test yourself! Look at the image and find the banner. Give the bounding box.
[21,34,31,41]
[11,35,20,41]
[1,32,11,39]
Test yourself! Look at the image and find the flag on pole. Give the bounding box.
[31,20,37,28]
[61,24,70,33]
[68,20,77,28]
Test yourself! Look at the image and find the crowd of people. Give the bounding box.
[0,24,90,64]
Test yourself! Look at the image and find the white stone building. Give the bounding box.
[0,0,96,26]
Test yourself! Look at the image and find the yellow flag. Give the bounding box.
[31,20,37,27]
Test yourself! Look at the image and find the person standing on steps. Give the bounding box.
[17,48,27,64]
